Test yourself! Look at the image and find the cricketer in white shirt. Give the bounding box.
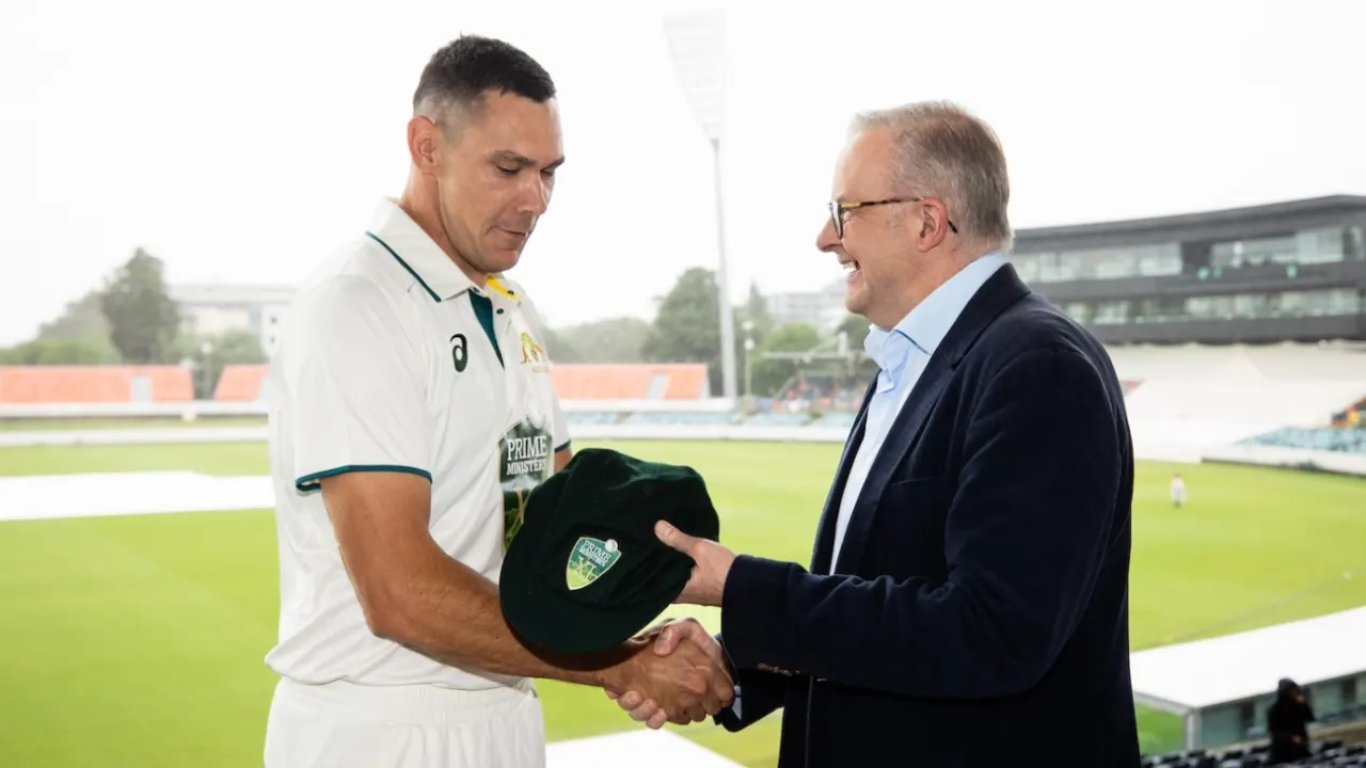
[261,197,571,766]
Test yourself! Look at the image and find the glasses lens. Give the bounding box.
[829,203,842,238]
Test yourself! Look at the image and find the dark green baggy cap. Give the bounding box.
[498,447,721,655]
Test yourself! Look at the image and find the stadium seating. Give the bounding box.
[1105,344,1366,383]
[1106,343,1366,461]
[1143,739,1366,767]
[1242,427,1366,455]
[550,363,708,400]
[1330,398,1365,427]
[209,363,715,404]
[213,364,269,401]
[7,344,1364,474]
[550,345,1366,460]
[0,365,194,404]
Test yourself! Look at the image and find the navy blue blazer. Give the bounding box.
[715,264,1141,767]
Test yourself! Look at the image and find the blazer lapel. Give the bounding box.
[831,264,1032,574]
[809,378,876,574]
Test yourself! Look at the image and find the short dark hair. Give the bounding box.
[413,35,556,117]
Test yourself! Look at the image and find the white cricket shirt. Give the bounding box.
[263,198,571,691]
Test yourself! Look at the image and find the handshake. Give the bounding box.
[600,617,733,730]
[497,448,741,728]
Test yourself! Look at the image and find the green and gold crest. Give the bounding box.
[565,536,621,590]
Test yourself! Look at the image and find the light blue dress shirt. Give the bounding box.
[828,251,1006,569]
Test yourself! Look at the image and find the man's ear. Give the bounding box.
[407,116,442,177]
[916,199,952,252]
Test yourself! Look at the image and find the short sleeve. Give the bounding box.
[282,277,431,492]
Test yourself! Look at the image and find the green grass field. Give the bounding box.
[1,438,1364,767]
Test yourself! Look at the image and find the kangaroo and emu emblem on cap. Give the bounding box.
[566,537,621,590]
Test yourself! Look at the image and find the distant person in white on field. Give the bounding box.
[1170,473,1186,508]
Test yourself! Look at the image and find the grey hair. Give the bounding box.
[849,100,1012,250]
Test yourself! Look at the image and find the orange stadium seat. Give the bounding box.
[209,364,708,403]
[214,364,269,401]
[548,364,708,400]
[0,365,194,404]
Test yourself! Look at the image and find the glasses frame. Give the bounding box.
[829,197,959,239]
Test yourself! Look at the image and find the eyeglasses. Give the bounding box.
[828,197,959,239]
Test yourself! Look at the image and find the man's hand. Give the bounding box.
[655,521,736,607]
[603,627,733,729]
[606,618,731,729]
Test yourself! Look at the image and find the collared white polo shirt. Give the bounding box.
[263,198,570,691]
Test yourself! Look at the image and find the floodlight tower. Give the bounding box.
[663,9,737,404]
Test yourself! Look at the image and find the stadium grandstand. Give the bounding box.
[205,362,713,407]
[1008,195,1366,346]
[5,343,1363,470]
[0,365,193,405]
[213,363,270,402]
[1140,739,1366,768]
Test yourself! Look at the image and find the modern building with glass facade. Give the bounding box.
[1008,195,1366,344]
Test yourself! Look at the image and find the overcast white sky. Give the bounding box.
[2,0,1363,345]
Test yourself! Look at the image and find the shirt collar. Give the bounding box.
[365,197,521,305]
[863,251,1006,374]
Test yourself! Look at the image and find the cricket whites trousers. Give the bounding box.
[264,676,545,767]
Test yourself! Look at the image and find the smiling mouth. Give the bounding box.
[842,259,860,276]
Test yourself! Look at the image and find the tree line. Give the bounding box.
[0,249,267,399]
[542,266,876,398]
[4,254,872,401]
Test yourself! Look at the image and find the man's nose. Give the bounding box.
[519,175,551,216]
[816,216,840,252]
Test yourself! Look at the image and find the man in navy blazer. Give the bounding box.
[609,100,1141,766]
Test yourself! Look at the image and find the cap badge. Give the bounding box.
[566,537,621,591]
